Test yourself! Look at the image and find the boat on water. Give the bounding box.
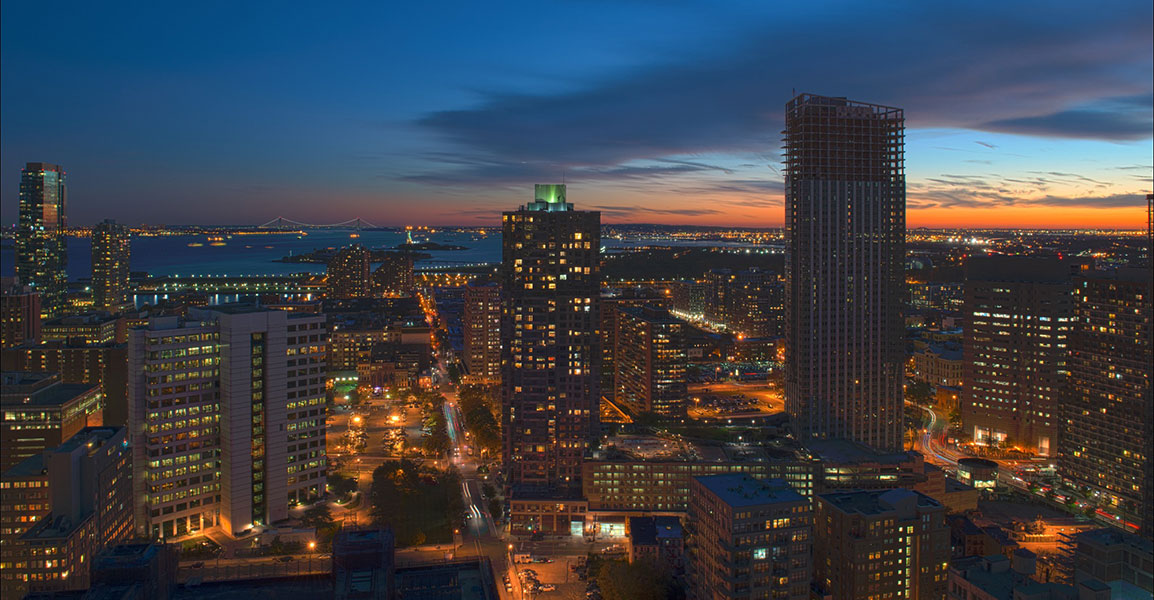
[207,235,226,247]
[187,242,204,247]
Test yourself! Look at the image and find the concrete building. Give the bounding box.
[814,488,949,600]
[0,427,132,598]
[1070,528,1152,597]
[2,278,42,348]
[326,245,372,299]
[86,542,179,600]
[600,294,669,404]
[1,341,129,428]
[41,313,124,346]
[704,268,784,338]
[501,185,600,514]
[962,257,1077,456]
[0,372,102,471]
[1060,268,1152,529]
[91,220,131,314]
[128,305,327,539]
[16,163,68,320]
[613,305,687,416]
[463,281,501,383]
[784,94,906,452]
[948,551,1112,600]
[687,475,812,600]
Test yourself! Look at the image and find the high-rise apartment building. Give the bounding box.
[501,184,600,505]
[613,305,687,416]
[600,294,668,404]
[0,427,132,598]
[463,281,501,383]
[373,252,414,297]
[128,305,327,539]
[91,220,131,313]
[704,268,784,338]
[814,488,949,600]
[1060,268,1152,528]
[784,94,906,452]
[327,245,372,299]
[16,163,68,320]
[687,474,812,600]
[0,372,102,471]
[962,257,1075,456]
[1,278,41,348]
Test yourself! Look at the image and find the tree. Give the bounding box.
[905,380,934,406]
[301,504,334,529]
[328,472,358,500]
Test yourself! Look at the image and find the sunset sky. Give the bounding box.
[2,1,1150,228]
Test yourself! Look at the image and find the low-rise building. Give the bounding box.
[1070,528,1152,597]
[627,516,684,573]
[948,551,1112,600]
[0,372,102,471]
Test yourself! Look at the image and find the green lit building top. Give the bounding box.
[525,183,572,211]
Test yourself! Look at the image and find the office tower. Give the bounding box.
[1,342,129,428]
[783,94,906,452]
[814,489,949,600]
[16,163,68,320]
[463,281,501,383]
[613,305,687,416]
[961,257,1074,456]
[1060,268,1152,530]
[0,372,102,471]
[128,305,327,539]
[687,474,812,600]
[373,252,414,296]
[0,426,132,598]
[327,244,372,299]
[91,219,131,313]
[1,278,41,348]
[501,184,600,514]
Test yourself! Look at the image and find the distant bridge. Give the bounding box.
[258,217,379,230]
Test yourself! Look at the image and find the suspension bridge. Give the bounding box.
[257,217,379,230]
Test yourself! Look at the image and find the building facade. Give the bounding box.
[463,281,501,383]
[128,305,327,539]
[1060,268,1152,526]
[1,279,42,348]
[784,94,906,452]
[688,475,812,600]
[0,427,132,598]
[962,257,1074,456]
[0,372,102,472]
[91,220,132,313]
[814,488,949,600]
[16,163,68,320]
[327,245,372,299]
[501,184,600,498]
[1,342,129,428]
[613,305,687,416]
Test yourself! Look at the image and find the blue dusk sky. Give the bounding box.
[1,1,1150,228]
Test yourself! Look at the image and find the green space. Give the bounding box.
[369,459,463,546]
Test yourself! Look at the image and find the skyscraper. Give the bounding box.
[501,184,599,522]
[962,256,1075,456]
[783,94,906,452]
[613,304,687,416]
[92,220,131,313]
[16,163,68,320]
[128,305,327,539]
[463,281,501,383]
[327,245,371,299]
[1060,267,1152,531]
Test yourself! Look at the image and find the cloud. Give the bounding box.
[416,1,1151,185]
[974,141,998,149]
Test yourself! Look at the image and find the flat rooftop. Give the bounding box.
[694,474,804,508]
[819,488,941,516]
[0,380,98,409]
[806,439,916,465]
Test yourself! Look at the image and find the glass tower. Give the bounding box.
[16,162,68,319]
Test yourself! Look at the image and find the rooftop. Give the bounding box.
[807,438,918,466]
[694,475,804,508]
[0,373,98,409]
[819,488,941,516]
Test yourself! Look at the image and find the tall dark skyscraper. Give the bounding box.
[784,94,906,452]
[501,184,600,510]
[16,163,68,319]
[91,219,131,313]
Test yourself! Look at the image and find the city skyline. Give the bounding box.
[1,2,1151,229]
